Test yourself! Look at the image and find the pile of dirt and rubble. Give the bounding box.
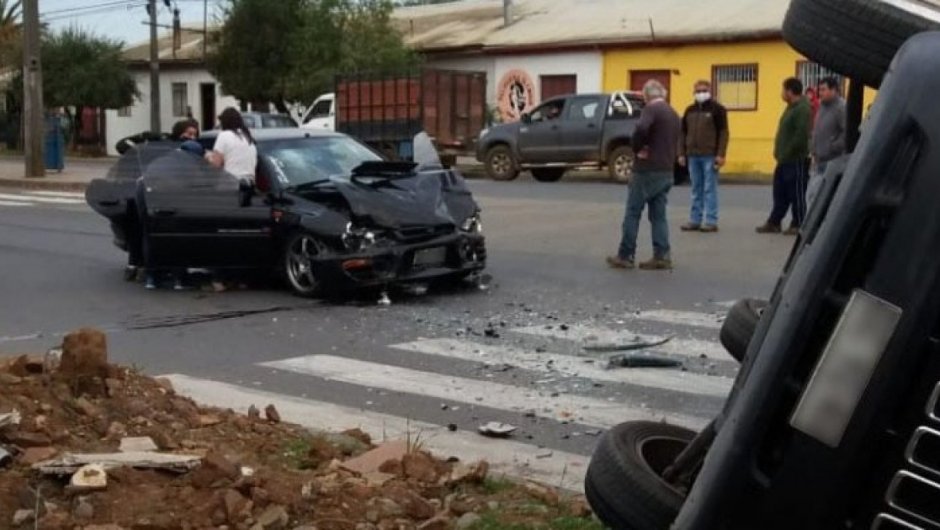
[0,328,597,530]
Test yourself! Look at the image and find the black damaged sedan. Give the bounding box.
[85,129,486,296]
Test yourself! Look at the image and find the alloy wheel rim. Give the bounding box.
[286,235,322,293]
[492,153,511,177]
[615,155,632,179]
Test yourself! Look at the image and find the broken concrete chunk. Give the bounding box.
[251,504,289,530]
[341,441,408,476]
[119,436,158,453]
[12,509,35,527]
[0,445,11,467]
[264,404,281,423]
[247,404,261,420]
[0,372,23,385]
[34,451,201,475]
[478,422,517,438]
[70,463,108,490]
[18,446,57,465]
[0,410,21,429]
[456,512,482,530]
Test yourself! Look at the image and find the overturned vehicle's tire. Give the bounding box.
[585,421,695,530]
[719,298,768,363]
[783,0,940,88]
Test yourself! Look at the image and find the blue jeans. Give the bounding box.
[618,171,673,260]
[688,155,719,226]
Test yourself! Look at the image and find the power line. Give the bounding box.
[41,0,143,17]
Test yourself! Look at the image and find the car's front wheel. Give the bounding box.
[283,232,326,297]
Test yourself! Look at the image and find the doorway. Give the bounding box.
[629,70,672,102]
[200,83,216,131]
[540,74,577,101]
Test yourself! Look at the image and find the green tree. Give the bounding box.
[209,0,307,112]
[22,28,138,145]
[0,0,22,69]
[210,0,417,109]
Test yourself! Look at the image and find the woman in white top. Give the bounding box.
[208,107,258,179]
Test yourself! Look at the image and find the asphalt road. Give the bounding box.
[0,179,793,489]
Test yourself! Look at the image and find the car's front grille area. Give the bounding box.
[392,225,453,243]
[874,382,940,529]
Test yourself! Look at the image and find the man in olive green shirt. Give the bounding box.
[757,77,812,236]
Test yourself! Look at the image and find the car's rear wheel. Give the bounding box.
[783,0,940,88]
[608,146,633,183]
[585,421,695,530]
[530,168,566,182]
[485,145,520,181]
[283,233,326,297]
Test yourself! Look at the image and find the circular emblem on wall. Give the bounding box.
[497,69,536,122]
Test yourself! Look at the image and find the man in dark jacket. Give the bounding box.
[607,79,682,271]
[757,77,811,236]
[678,80,729,232]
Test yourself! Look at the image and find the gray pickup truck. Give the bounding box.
[476,92,645,182]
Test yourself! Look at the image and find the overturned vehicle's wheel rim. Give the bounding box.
[285,233,325,296]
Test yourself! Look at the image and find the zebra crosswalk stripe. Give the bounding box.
[511,323,730,361]
[259,354,708,430]
[391,338,733,398]
[163,374,590,491]
[630,309,725,330]
[0,192,84,205]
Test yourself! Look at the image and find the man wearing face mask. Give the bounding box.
[677,80,729,233]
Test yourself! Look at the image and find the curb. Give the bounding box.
[0,178,89,192]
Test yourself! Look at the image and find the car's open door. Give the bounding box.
[141,151,274,269]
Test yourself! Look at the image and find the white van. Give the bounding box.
[300,93,335,131]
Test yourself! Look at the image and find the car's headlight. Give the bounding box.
[461,213,483,234]
[478,128,489,139]
[342,222,377,251]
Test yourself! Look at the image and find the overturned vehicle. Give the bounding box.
[85,129,487,296]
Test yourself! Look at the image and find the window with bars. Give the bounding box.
[712,64,759,111]
[797,61,845,93]
[171,82,188,117]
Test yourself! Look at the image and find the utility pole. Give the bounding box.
[149,0,161,134]
[203,0,208,60]
[22,0,44,178]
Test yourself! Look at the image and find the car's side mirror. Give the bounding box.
[521,113,531,124]
[238,179,254,207]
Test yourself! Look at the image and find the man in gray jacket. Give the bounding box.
[808,77,846,206]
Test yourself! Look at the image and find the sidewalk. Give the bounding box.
[0,156,113,191]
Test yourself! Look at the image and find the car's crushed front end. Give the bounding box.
[310,217,487,289]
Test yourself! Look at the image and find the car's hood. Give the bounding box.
[305,171,476,230]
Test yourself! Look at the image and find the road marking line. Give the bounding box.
[26,191,86,199]
[163,374,590,491]
[511,324,730,361]
[391,338,732,398]
[631,309,724,330]
[259,354,707,430]
[0,193,84,204]
[0,200,29,207]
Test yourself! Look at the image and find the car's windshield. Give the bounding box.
[262,115,298,128]
[261,136,382,187]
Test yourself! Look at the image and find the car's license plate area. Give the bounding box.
[790,289,902,447]
[413,246,447,268]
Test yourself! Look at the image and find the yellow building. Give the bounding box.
[603,40,872,175]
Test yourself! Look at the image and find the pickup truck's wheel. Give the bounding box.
[484,145,519,181]
[530,168,566,182]
[608,146,633,183]
[585,421,694,530]
[719,298,769,363]
[783,0,940,87]
[283,233,326,297]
